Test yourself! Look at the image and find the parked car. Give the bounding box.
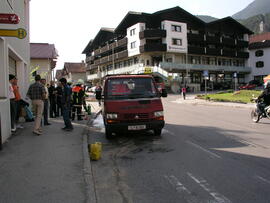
[239,80,263,90]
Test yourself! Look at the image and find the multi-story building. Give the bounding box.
[247,32,270,83]
[30,43,58,82]
[83,6,253,92]
[0,0,30,145]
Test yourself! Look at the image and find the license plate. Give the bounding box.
[128,125,146,130]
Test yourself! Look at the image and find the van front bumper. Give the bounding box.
[106,120,165,133]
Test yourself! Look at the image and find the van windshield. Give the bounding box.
[106,77,159,100]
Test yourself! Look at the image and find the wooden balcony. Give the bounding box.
[205,36,221,44]
[237,51,249,58]
[140,43,167,53]
[236,40,249,48]
[139,29,166,39]
[222,37,236,46]
[222,49,236,57]
[188,46,205,55]
[206,48,221,56]
[187,33,205,43]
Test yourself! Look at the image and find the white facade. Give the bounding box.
[127,23,145,57]
[247,47,270,81]
[0,0,30,144]
[161,20,187,53]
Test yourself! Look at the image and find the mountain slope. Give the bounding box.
[238,13,270,34]
[233,0,270,19]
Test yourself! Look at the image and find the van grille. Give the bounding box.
[124,113,149,120]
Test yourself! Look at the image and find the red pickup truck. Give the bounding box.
[96,74,167,139]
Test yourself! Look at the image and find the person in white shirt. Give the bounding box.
[9,74,16,132]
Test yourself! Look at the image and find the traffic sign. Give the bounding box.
[0,28,27,39]
[144,67,152,74]
[0,13,20,24]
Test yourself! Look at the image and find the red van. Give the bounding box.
[97,74,167,139]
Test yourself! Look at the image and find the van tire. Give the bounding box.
[105,127,113,139]
[154,128,162,136]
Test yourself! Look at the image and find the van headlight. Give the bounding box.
[106,113,118,119]
[154,111,164,117]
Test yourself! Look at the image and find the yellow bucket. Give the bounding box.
[90,142,102,161]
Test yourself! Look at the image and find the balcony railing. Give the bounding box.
[140,43,167,53]
[188,46,205,55]
[205,36,221,44]
[236,40,249,48]
[187,33,205,43]
[86,55,95,63]
[222,49,236,57]
[206,48,221,56]
[160,62,251,73]
[237,51,249,58]
[222,37,236,46]
[139,29,166,39]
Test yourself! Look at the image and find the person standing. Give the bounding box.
[27,75,46,135]
[9,74,16,132]
[56,82,62,117]
[95,83,102,106]
[71,82,84,121]
[41,79,51,125]
[59,78,73,131]
[11,77,24,129]
[182,86,187,100]
[48,81,57,118]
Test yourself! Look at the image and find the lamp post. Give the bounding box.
[185,52,189,86]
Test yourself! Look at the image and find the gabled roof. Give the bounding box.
[249,32,270,43]
[82,28,115,54]
[206,17,253,35]
[114,6,206,34]
[64,62,86,73]
[30,43,58,59]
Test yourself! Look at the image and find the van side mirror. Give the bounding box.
[161,89,167,97]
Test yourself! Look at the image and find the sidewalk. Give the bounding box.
[0,101,101,203]
[168,93,255,109]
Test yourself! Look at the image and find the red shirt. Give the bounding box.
[12,85,21,101]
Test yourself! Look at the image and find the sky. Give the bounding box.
[30,0,254,70]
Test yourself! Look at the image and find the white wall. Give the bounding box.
[161,20,187,53]
[127,23,145,57]
[0,0,30,144]
[248,47,270,81]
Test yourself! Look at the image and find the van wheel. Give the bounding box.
[105,127,113,139]
[154,129,162,136]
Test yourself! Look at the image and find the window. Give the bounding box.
[256,61,264,68]
[130,41,136,49]
[255,50,264,57]
[172,38,182,46]
[130,28,136,36]
[171,25,181,32]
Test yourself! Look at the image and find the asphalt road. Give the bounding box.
[88,95,270,203]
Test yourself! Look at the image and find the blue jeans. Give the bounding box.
[62,105,73,128]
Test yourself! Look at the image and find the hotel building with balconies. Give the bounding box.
[83,6,253,92]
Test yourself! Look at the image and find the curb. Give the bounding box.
[82,112,101,203]
[174,99,255,109]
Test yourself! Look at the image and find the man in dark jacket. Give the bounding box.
[257,81,270,113]
[59,78,73,131]
[48,81,57,118]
